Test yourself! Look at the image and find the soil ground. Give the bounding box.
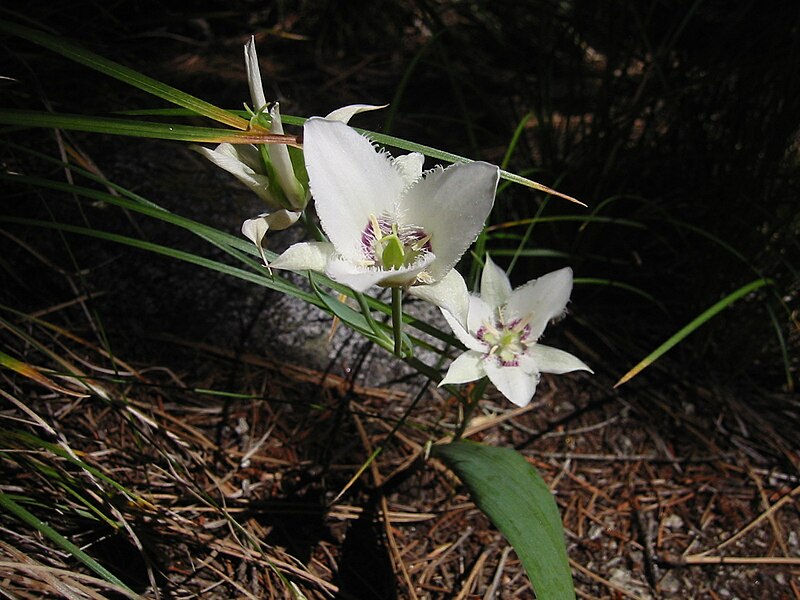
[1,3,798,598]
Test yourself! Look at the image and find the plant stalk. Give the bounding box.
[392,287,403,356]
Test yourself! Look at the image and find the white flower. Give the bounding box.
[196,38,305,211]
[270,117,499,320]
[195,37,386,263]
[440,256,592,407]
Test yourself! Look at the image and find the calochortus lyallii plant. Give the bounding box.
[0,23,592,599]
[198,39,587,599]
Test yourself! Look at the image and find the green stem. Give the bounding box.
[392,287,403,356]
[355,291,387,342]
[300,208,325,242]
[454,378,489,440]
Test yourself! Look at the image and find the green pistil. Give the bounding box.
[370,214,429,270]
[379,231,406,270]
[483,315,531,363]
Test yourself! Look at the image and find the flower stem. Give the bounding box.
[355,291,387,342]
[454,378,488,440]
[391,286,403,356]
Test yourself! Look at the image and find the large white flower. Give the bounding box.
[440,256,592,407]
[269,117,499,320]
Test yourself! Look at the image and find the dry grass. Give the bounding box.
[2,305,798,599]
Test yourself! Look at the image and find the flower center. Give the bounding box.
[361,214,432,270]
[477,313,532,366]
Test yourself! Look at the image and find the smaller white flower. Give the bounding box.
[440,256,592,407]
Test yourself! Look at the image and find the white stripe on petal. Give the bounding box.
[467,296,494,338]
[401,161,499,282]
[480,254,513,310]
[393,152,425,187]
[441,307,487,352]
[325,253,432,292]
[409,268,470,325]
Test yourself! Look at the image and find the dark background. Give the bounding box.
[2,0,797,392]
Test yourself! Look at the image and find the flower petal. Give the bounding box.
[303,118,406,260]
[439,350,485,386]
[507,267,573,339]
[528,344,593,375]
[484,357,540,407]
[266,209,302,231]
[324,104,388,123]
[440,307,487,352]
[241,210,301,264]
[267,103,306,209]
[401,161,499,281]
[467,296,494,338]
[270,241,334,273]
[480,254,512,310]
[241,215,270,265]
[393,152,425,187]
[244,36,267,112]
[408,268,470,325]
[325,252,434,292]
[194,143,276,205]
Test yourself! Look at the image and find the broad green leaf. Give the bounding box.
[432,440,575,599]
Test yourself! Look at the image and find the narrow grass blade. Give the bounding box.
[615,278,774,387]
[279,115,585,205]
[0,350,87,397]
[112,109,582,204]
[432,440,575,599]
[0,109,299,145]
[0,492,138,597]
[0,19,249,130]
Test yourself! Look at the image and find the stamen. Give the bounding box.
[360,213,432,271]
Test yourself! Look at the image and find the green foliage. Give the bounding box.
[432,440,575,599]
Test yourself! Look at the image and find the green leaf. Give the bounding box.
[614,277,774,387]
[0,19,248,131]
[0,492,139,597]
[0,109,297,145]
[432,440,575,599]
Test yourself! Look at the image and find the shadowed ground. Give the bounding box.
[0,1,798,597]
